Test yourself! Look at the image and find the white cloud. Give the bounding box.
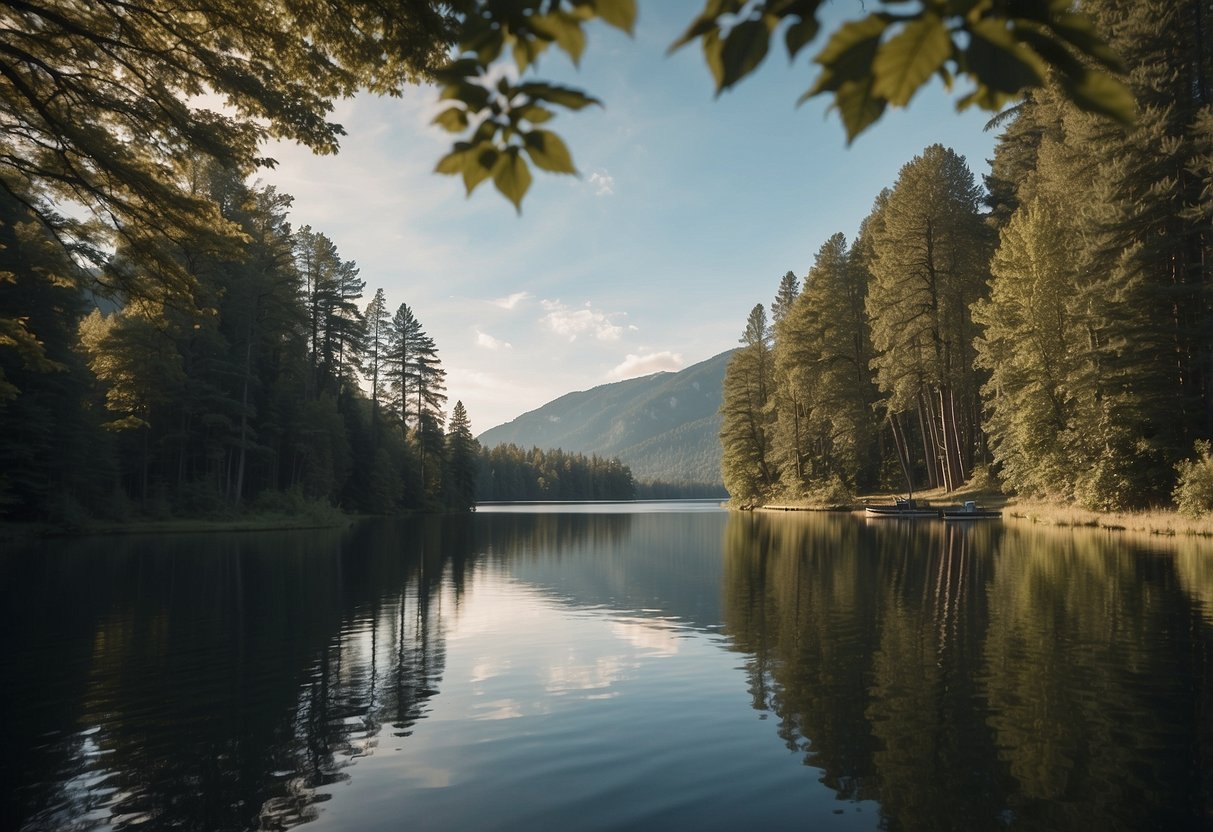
[607,351,684,380]
[540,299,623,342]
[610,618,681,657]
[588,170,615,196]
[475,330,512,350]
[491,291,531,310]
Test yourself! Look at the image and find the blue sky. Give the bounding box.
[260,3,1000,436]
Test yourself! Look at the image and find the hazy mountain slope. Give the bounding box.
[478,350,732,484]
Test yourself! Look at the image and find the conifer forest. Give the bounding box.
[3,0,1212,522]
[721,0,1213,513]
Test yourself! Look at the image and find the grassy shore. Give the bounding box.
[761,479,1213,538]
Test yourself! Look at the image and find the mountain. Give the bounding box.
[478,350,733,485]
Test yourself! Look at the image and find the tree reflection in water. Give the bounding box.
[722,512,1213,831]
[2,519,465,832]
[1,512,635,832]
[5,510,1213,832]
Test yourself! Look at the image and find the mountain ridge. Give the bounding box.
[478,350,732,485]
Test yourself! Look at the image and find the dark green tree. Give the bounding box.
[771,270,799,326]
[773,233,878,494]
[974,0,1213,509]
[866,144,992,493]
[720,304,777,503]
[444,401,479,511]
[362,288,392,431]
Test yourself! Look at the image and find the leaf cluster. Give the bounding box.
[432,1,636,210]
[670,0,1133,141]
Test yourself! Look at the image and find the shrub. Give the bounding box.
[808,474,853,508]
[1174,440,1213,518]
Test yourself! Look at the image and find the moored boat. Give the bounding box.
[864,498,941,518]
[942,500,1002,520]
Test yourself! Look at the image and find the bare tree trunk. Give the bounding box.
[889,413,914,499]
[917,390,942,489]
[234,340,252,507]
[938,386,964,491]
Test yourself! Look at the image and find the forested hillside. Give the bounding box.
[0,165,479,522]
[478,351,731,486]
[721,0,1213,514]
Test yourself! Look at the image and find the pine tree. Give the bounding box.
[773,233,879,494]
[975,0,1213,509]
[771,271,800,326]
[973,195,1091,499]
[866,144,992,492]
[720,304,778,503]
[386,303,421,436]
[362,288,392,432]
[444,401,479,511]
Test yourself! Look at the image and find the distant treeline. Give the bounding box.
[0,164,478,523]
[476,444,636,502]
[635,481,728,500]
[723,0,1213,513]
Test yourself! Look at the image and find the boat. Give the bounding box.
[864,498,941,518]
[942,500,1002,520]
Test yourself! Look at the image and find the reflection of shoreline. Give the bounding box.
[2,519,470,832]
[721,513,1213,831]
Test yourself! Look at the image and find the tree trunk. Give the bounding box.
[938,386,965,491]
[234,340,252,507]
[889,413,914,499]
[917,390,942,489]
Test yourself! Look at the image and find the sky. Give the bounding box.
[259,3,1001,436]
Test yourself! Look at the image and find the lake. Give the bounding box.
[3,503,1213,831]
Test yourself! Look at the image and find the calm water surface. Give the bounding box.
[3,504,1213,831]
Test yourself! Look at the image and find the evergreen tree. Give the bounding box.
[771,271,800,326]
[0,191,113,520]
[444,401,479,511]
[773,233,879,494]
[386,303,422,436]
[294,227,364,396]
[974,0,1213,509]
[866,144,992,492]
[362,288,392,431]
[720,304,777,503]
[973,195,1090,500]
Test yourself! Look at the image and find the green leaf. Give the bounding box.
[515,83,602,111]
[1048,11,1123,70]
[524,129,577,174]
[494,148,533,213]
[434,144,470,175]
[1014,27,1087,77]
[669,15,718,54]
[470,29,506,64]
[431,59,482,85]
[513,35,550,72]
[811,15,889,96]
[703,28,725,89]
[595,0,638,34]
[719,19,772,91]
[463,144,499,195]
[784,17,820,60]
[518,104,556,124]
[431,107,470,133]
[532,12,587,65]
[834,77,887,142]
[815,14,889,66]
[963,18,1045,102]
[871,15,951,106]
[1057,67,1136,125]
[440,81,491,111]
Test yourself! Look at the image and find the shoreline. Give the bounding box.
[746,489,1213,538]
[0,513,361,543]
